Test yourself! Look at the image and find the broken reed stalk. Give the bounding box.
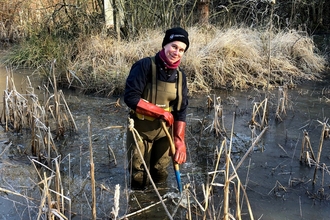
[275,86,288,121]
[322,163,326,187]
[127,117,173,220]
[202,177,210,220]
[88,116,97,220]
[186,189,192,220]
[235,126,268,171]
[207,95,213,113]
[261,98,268,129]
[241,158,251,210]
[223,149,255,220]
[223,112,236,220]
[260,1,275,129]
[202,138,226,219]
[37,172,52,220]
[3,74,26,133]
[0,142,12,157]
[30,157,71,219]
[54,158,62,215]
[111,184,120,219]
[299,130,316,164]
[46,173,53,220]
[59,90,78,131]
[198,117,206,148]
[235,178,242,220]
[31,116,38,156]
[223,154,230,220]
[120,198,168,219]
[45,62,77,136]
[108,144,117,165]
[212,96,225,136]
[0,187,36,201]
[51,60,60,134]
[50,60,77,137]
[266,1,275,97]
[54,88,63,138]
[211,140,226,185]
[47,126,51,166]
[4,74,11,131]
[250,99,267,129]
[238,173,254,220]
[1,90,4,121]
[226,155,254,220]
[313,122,327,184]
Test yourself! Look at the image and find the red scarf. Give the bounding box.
[159,49,181,69]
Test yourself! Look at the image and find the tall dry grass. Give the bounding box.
[63,26,326,96]
[65,29,166,96]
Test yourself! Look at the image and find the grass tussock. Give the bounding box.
[5,26,327,96]
[3,35,71,75]
[66,29,165,96]
[186,27,326,93]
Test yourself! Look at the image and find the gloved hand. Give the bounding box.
[135,99,174,126]
[173,121,186,164]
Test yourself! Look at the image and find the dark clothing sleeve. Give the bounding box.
[124,57,151,110]
[124,54,188,122]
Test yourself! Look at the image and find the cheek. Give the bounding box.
[164,47,172,54]
[176,52,184,58]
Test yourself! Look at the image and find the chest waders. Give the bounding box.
[127,57,183,188]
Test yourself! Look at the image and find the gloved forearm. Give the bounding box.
[173,121,186,164]
[135,99,174,126]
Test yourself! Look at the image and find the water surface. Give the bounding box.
[1,66,330,220]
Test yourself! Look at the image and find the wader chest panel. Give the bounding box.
[142,56,183,111]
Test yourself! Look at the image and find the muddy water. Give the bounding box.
[1,66,330,220]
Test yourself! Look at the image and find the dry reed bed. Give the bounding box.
[1,67,78,219]
[1,71,330,219]
[65,27,326,96]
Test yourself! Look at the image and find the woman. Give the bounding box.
[124,27,189,188]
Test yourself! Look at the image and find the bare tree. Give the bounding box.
[198,0,210,25]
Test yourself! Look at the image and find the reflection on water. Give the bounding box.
[1,65,330,219]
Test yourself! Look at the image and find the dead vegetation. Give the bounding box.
[1,69,330,219]
[0,67,78,218]
[56,26,326,97]
[1,63,76,159]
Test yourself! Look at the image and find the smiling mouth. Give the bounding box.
[170,55,178,60]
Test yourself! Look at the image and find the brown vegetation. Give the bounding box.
[1,62,330,219]
[1,1,330,219]
[63,26,326,96]
[0,0,329,97]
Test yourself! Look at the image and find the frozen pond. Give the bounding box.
[1,66,330,220]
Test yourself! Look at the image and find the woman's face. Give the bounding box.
[163,41,187,64]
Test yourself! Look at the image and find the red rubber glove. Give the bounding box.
[173,121,187,164]
[135,99,174,126]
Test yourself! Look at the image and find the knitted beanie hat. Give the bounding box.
[162,27,190,52]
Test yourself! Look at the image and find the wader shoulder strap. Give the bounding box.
[150,56,157,104]
[177,69,183,111]
[149,56,183,111]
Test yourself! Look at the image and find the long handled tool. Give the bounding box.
[161,121,183,193]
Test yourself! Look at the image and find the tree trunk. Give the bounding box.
[104,0,114,28]
[197,0,210,25]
